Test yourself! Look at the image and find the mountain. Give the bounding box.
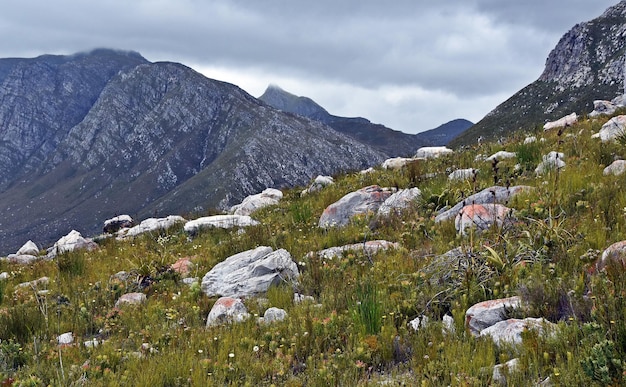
[0,50,385,255]
[452,1,626,146]
[259,85,472,155]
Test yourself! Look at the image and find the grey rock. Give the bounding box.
[382,157,417,170]
[414,146,453,159]
[492,358,520,385]
[597,240,626,272]
[543,112,577,131]
[485,151,516,162]
[47,230,97,258]
[535,151,566,175]
[479,317,556,346]
[57,332,74,346]
[115,292,147,307]
[6,254,40,265]
[319,185,393,228]
[301,175,334,196]
[117,216,185,239]
[603,160,626,176]
[589,100,617,117]
[598,115,626,142]
[262,307,288,323]
[206,296,250,327]
[377,188,421,217]
[465,296,522,336]
[103,215,134,234]
[435,185,530,223]
[201,246,299,298]
[184,215,259,234]
[307,240,400,260]
[230,188,283,216]
[448,168,478,181]
[16,240,39,256]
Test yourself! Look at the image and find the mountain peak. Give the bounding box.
[259,84,330,119]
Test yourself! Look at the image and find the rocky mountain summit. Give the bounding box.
[454,0,626,145]
[0,49,386,255]
[259,85,472,154]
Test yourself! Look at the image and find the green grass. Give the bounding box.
[0,112,625,385]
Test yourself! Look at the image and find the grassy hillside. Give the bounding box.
[1,112,626,385]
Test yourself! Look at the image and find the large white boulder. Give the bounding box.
[377,188,421,217]
[448,168,478,181]
[184,215,259,234]
[201,246,299,298]
[47,230,97,258]
[589,100,617,118]
[485,151,516,162]
[603,160,626,176]
[319,185,393,228]
[543,112,577,131]
[598,115,626,142]
[465,297,522,336]
[480,318,555,346]
[230,188,283,216]
[117,216,186,239]
[17,240,39,256]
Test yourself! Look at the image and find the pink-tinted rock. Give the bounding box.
[455,203,513,235]
[597,240,626,272]
[319,185,393,227]
[465,296,522,336]
[171,257,194,276]
[206,296,249,327]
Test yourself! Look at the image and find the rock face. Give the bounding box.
[201,246,299,298]
[117,216,185,239]
[414,146,453,159]
[603,160,626,176]
[377,188,421,217]
[453,1,626,145]
[543,112,577,131]
[465,297,522,336]
[598,115,626,142]
[307,240,400,260]
[184,215,259,234]
[0,50,386,256]
[230,188,283,216]
[103,215,134,234]
[206,297,250,327]
[319,185,394,227]
[455,203,513,235]
[435,186,530,223]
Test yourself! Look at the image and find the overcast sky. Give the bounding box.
[0,1,620,133]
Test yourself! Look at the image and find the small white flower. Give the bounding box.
[253,345,259,352]
[198,349,203,354]
[228,352,235,358]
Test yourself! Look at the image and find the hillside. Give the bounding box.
[0,108,625,385]
[259,85,473,154]
[453,0,626,146]
[0,50,385,255]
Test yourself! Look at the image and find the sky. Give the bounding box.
[0,0,620,133]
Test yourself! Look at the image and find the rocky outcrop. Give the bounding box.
[230,188,283,216]
[184,215,259,234]
[319,185,394,227]
[201,246,299,298]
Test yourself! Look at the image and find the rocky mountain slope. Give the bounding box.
[0,50,385,255]
[452,0,626,146]
[259,85,472,154]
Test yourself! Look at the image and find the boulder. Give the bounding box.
[603,160,626,176]
[535,151,565,175]
[170,257,194,276]
[230,188,283,216]
[301,175,334,196]
[117,216,186,239]
[455,203,513,236]
[377,188,421,217]
[492,358,520,385]
[435,185,530,224]
[6,254,40,265]
[16,240,39,256]
[382,157,417,170]
[465,296,522,336]
[479,318,555,346]
[597,240,626,272]
[184,215,259,234]
[47,230,97,258]
[414,146,453,159]
[408,315,429,332]
[523,136,537,144]
[307,240,400,260]
[103,215,134,234]
[57,332,74,346]
[319,185,393,228]
[485,151,516,162]
[543,112,577,131]
[115,292,147,307]
[201,246,299,298]
[597,115,626,142]
[206,297,250,327]
[448,168,478,181]
[589,100,617,118]
[359,167,375,174]
[261,307,288,324]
